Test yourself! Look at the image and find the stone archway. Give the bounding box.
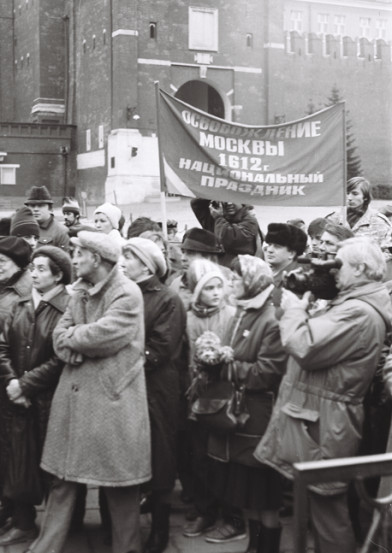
[175,80,225,119]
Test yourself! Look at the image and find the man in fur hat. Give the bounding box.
[25,186,69,251]
[264,223,308,313]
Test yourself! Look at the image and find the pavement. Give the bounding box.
[0,484,316,553]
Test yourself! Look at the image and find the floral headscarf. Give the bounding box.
[237,254,273,299]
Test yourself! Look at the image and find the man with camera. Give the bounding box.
[190,198,262,267]
[254,236,392,553]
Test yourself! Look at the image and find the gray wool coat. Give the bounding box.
[41,265,152,487]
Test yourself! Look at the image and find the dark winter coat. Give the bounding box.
[38,214,70,251]
[0,286,69,497]
[0,270,32,333]
[139,275,187,492]
[191,199,262,267]
[254,281,392,495]
[208,286,287,467]
[271,259,299,317]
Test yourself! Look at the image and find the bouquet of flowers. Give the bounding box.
[186,332,234,404]
[194,331,234,368]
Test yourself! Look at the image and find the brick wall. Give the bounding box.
[269,33,392,184]
[0,0,15,121]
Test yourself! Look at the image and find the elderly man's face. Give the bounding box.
[72,246,96,279]
[334,250,358,291]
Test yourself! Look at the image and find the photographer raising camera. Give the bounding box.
[254,236,392,553]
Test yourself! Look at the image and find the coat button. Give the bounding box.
[72,384,79,392]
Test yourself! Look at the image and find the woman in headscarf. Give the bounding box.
[204,255,286,553]
[0,246,71,547]
[93,202,125,246]
[121,237,187,553]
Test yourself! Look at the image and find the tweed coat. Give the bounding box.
[139,275,187,492]
[0,286,68,496]
[254,281,392,495]
[42,266,151,487]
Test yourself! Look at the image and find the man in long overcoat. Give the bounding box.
[27,231,151,553]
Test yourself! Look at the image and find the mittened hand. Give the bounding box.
[220,346,234,363]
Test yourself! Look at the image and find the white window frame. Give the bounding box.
[189,7,218,51]
[290,10,303,33]
[0,165,20,185]
[334,15,346,36]
[376,19,387,40]
[317,13,329,35]
[86,129,91,152]
[360,17,371,39]
[98,125,104,149]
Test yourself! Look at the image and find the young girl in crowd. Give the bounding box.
[183,259,246,543]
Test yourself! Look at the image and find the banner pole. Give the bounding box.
[154,81,168,240]
[341,101,347,226]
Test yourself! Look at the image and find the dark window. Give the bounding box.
[246,33,253,48]
[149,22,157,39]
[111,157,115,169]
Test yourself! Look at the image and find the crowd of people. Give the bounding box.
[0,177,391,553]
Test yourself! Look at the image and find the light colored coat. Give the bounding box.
[254,281,392,495]
[41,266,151,487]
[327,207,391,246]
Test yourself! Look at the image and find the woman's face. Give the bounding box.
[199,277,224,307]
[94,213,113,234]
[30,256,60,293]
[120,250,149,282]
[0,254,19,283]
[232,272,246,299]
[347,185,365,210]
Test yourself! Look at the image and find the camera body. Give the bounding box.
[283,254,342,300]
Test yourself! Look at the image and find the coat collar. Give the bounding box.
[3,269,32,297]
[39,213,55,229]
[71,264,119,297]
[138,274,163,293]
